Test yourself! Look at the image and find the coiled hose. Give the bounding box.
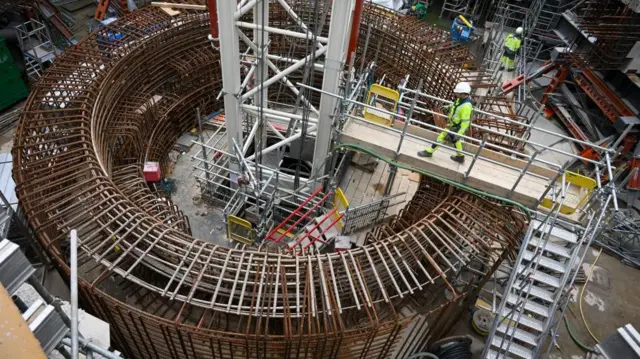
[433,341,473,359]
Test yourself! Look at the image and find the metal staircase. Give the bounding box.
[482,175,611,358]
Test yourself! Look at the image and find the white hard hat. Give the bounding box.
[515,27,523,35]
[453,82,471,94]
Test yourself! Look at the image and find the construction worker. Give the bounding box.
[500,27,523,71]
[417,82,473,163]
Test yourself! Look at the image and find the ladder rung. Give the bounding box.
[523,250,566,273]
[491,335,534,359]
[500,306,544,332]
[530,219,578,243]
[516,264,560,288]
[513,280,555,303]
[497,323,538,346]
[529,237,572,258]
[506,293,550,318]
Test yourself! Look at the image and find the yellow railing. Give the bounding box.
[332,187,349,231]
[228,215,254,244]
[363,84,400,127]
[540,170,597,215]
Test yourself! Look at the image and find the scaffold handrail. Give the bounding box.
[300,83,614,170]
[301,83,616,215]
[397,85,615,154]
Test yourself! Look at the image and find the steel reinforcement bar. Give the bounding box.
[13,3,526,358]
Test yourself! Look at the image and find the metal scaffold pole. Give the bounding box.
[312,0,356,182]
[216,0,244,183]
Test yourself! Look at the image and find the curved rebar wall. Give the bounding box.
[13,3,527,358]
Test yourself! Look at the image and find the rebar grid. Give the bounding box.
[571,0,640,69]
[472,95,531,152]
[13,3,527,358]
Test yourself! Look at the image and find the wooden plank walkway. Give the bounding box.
[340,119,586,211]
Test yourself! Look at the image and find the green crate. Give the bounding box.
[0,37,29,111]
[0,37,12,61]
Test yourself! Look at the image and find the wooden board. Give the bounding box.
[0,285,47,359]
[340,119,584,214]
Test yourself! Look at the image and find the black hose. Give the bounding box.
[433,339,473,359]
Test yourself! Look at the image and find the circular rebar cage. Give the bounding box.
[13,3,526,358]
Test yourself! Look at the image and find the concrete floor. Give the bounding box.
[168,131,228,247]
[549,249,640,358]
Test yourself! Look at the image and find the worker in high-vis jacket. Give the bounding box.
[500,27,523,71]
[417,82,473,163]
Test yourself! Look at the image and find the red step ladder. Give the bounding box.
[266,186,329,243]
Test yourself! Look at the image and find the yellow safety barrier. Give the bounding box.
[541,170,597,215]
[363,84,400,127]
[227,215,254,244]
[332,187,349,231]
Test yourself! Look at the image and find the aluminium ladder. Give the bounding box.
[482,174,604,358]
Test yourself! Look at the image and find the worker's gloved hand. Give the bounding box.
[440,104,452,112]
[446,133,459,143]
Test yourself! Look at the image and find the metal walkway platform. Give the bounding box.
[340,118,587,214]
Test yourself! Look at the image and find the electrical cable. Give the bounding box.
[334,143,533,217]
[580,248,603,344]
[564,315,597,353]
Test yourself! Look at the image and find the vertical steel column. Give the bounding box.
[312,0,355,179]
[384,80,422,195]
[346,0,364,64]
[217,0,243,181]
[70,229,79,359]
[196,107,210,182]
[253,0,268,164]
[207,0,219,40]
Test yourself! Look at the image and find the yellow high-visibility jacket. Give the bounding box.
[447,97,473,135]
[504,33,522,55]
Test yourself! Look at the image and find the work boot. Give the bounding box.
[450,155,464,163]
[417,150,433,158]
[499,65,505,70]
[507,68,514,72]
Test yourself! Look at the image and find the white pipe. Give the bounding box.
[241,45,328,101]
[61,337,122,359]
[240,63,257,92]
[236,31,320,115]
[236,0,250,10]
[246,125,317,161]
[236,22,329,43]
[265,58,320,115]
[234,0,257,20]
[70,229,78,359]
[275,0,324,50]
[267,121,287,140]
[267,54,324,71]
[243,121,259,155]
[242,104,318,123]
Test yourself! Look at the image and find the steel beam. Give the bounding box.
[217,0,243,181]
[311,0,355,179]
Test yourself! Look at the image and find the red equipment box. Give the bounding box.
[143,162,161,182]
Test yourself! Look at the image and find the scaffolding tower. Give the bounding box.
[14,19,58,81]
